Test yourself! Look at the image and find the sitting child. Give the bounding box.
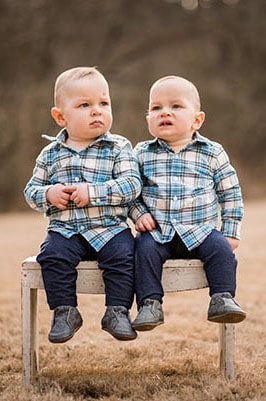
[24,67,142,342]
[129,75,246,331]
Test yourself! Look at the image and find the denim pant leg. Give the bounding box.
[37,231,88,309]
[97,229,135,309]
[135,231,171,308]
[194,229,237,297]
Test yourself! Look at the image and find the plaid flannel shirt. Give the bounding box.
[24,129,142,251]
[129,132,243,251]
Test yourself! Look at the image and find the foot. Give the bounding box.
[48,305,83,343]
[208,292,246,323]
[101,306,137,341]
[132,299,164,331]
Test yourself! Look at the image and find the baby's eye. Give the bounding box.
[100,101,109,106]
[79,103,89,108]
[151,105,161,111]
[172,104,181,109]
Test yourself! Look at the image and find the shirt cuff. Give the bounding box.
[129,204,149,223]
[88,184,106,206]
[221,220,241,240]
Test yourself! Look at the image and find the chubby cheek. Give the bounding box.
[147,118,158,137]
[105,114,113,131]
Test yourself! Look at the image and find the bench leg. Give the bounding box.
[22,286,39,385]
[218,323,235,380]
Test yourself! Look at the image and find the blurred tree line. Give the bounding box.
[0,0,265,212]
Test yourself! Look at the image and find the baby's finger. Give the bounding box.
[135,220,147,232]
[143,221,154,231]
[64,185,76,194]
[70,192,77,201]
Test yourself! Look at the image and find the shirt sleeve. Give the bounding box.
[128,197,150,222]
[212,147,244,239]
[88,140,142,206]
[24,150,52,212]
[127,141,150,222]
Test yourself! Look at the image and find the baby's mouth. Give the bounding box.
[90,120,103,126]
[159,120,172,126]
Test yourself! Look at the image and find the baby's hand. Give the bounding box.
[46,183,71,210]
[135,213,156,232]
[68,183,90,207]
[225,237,240,251]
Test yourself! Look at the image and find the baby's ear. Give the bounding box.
[146,113,150,124]
[193,111,205,130]
[51,107,66,127]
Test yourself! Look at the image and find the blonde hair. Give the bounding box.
[54,66,106,106]
[150,75,201,111]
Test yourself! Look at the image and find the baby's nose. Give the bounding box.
[91,106,101,115]
[161,108,171,116]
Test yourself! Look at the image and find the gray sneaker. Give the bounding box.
[48,305,83,343]
[101,306,137,341]
[132,299,164,331]
[208,292,246,323]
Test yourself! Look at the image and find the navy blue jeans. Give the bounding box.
[135,229,237,308]
[37,229,135,310]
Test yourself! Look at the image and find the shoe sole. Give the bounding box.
[48,322,83,343]
[208,312,246,324]
[102,327,137,341]
[132,320,164,331]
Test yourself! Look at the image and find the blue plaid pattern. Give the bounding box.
[129,132,243,251]
[24,129,142,251]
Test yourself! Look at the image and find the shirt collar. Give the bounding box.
[148,131,209,151]
[42,129,115,146]
[191,131,209,144]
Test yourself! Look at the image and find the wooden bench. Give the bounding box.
[21,257,235,385]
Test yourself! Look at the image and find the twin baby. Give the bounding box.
[24,67,246,343]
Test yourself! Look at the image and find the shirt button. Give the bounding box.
[173,196,177,201]
[172,219,177,224]
[74,177,80,182]
[96,198,101,203]
[80,225,85,230]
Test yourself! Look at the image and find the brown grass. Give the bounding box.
[0,200,265,401]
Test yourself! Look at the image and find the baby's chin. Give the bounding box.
[149,131,163,138]
[149,132,174,142]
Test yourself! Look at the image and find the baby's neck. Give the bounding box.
[168,137,192,153]
[66,137,93,151]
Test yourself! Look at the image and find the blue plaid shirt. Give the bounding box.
[129,132,243,251]
[24,129,142,251]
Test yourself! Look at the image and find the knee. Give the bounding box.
[135,232,156,251]
[209,230,233,249]
[199,230,236,261]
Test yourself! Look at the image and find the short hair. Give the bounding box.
[54,66,106,106]
[150,75,201,111]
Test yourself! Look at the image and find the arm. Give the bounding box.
[24,151,54,212]
[88,140,142,207]
[127,141,157,230]
[24,146,74,211]
[128,195,157,231]
[213,147,244,241]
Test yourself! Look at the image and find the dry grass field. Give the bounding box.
[0,200,265,401]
